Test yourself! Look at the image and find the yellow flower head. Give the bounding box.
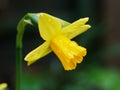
[24,13,91,70]
[0,83,7,90]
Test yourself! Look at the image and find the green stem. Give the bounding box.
[16,47,22,90]
[16,32,23,90]
[16,13,39,90]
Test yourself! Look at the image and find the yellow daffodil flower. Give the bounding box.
[0,83,7,90]
[24,13,91,70]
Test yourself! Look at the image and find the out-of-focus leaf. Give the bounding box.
[64,66,120,90]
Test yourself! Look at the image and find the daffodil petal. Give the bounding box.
[64,25,91,39]
[38,13,61,40]
[54,17,70,28]
[24,41,52,66]
[62,17,91,39]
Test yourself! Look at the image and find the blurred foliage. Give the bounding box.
[22,66,120,90]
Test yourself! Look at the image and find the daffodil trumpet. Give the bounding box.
[24,13,91,70]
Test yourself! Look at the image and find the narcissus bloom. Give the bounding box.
[0,83,7,90]
[25,13,91,70]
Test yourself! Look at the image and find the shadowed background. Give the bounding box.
[0,0,120,90]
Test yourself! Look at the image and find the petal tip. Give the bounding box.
[24,56,32,66]
[85,24,91,29]
[83,17,89,22]
[88,25,91,28]
[24,59,32,66]
[85,17,89,20]
[24,56,28,61]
